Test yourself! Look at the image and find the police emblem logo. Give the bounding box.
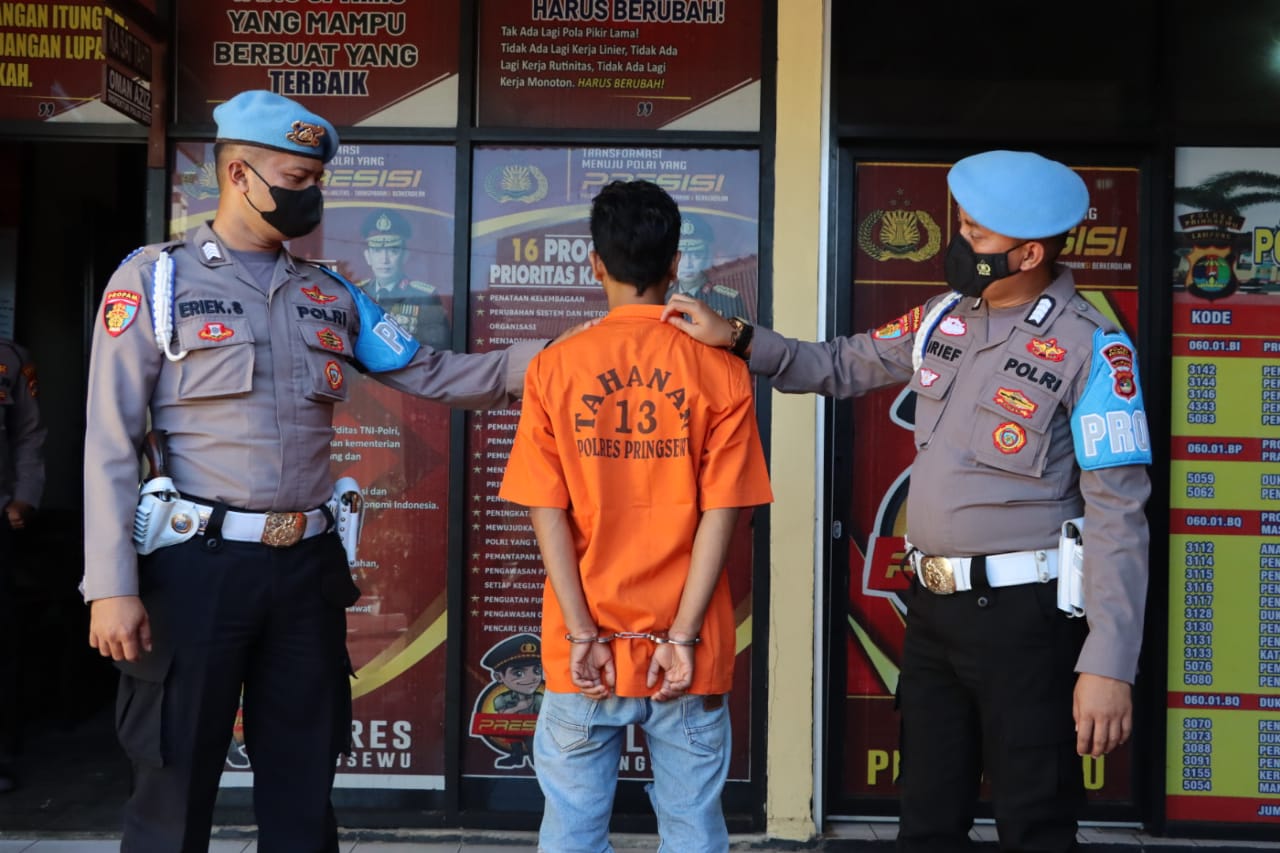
[316,327,345,352]
[103,290,142,337]
[976,260,992,276]
[1101,342,1136,399]
[1027,337,1067,362]
[918,367,940,387]
[992,421,1028,454]
[170,513,194,534]
[873,320,904,340]
[301,284,338,304]
[938,316,967,336]
[198,322,234,342]
[286,120,325,149]
[993,387,1037,419]
[324,360,344,391]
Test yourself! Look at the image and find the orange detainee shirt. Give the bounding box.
[499,304,773,696]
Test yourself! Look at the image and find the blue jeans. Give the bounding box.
[534,689,731,853]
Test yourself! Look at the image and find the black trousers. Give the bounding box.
[116,533,357,853]
[896,575,1089,853]
[0,521,16,763]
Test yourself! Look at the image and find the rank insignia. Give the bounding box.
[325,360,344,391]
[994,387,1037,418]
[993,421,1028,454]
[302,285,338,304]
[201,241,222,261]
[918,367,940,387]
[1027,337,1066,362]
[198,322,234,342]
[316,328,344,352]
[939,316,967,336]
[104,290,142,337]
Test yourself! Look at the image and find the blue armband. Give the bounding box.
[314,265,419,373]
[1071,328,1152,470]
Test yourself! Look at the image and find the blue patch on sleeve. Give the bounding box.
[314,265,419,373]
[1071,328,1153,470]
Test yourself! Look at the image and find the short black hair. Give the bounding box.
[589,180,681,296]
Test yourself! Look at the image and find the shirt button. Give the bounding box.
[976,595,990,608]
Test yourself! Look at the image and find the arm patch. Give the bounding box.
[1071,328,1152,470]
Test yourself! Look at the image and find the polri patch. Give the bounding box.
[198,322,234,342]
[316,327,344,352]
[302,284,338,304]
[993,421,1027,454]
[103,290,142,337]
[1027,336,1066,362]
[994,387,1037,419]
[325,360,344,391]
[872,306,923,340]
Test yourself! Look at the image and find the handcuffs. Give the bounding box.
[565,631,701,646]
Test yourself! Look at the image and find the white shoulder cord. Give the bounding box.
[911,292,963,373]
[151,250,188,362]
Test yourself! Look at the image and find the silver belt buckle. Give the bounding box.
[919,555,957,595]
[261,511,307,548]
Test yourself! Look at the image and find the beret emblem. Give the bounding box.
[287,120,325,149]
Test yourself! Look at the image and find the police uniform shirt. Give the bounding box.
[83,223,543,602]
[0,340,46,511]
[749,267,1150,683]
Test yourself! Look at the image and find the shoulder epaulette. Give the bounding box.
[1066,293,1120,333]
[118,240,183,269]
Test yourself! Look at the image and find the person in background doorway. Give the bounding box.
[0,337,46,794]
[664,150,1152,853]
[356,208,451,350]
[501,180,773,852]
[81,89,581,852]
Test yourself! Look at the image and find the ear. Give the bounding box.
[225,159,251,192]
[588,250,608,282]
[1018,240,1049,271]
[668,251,681,281]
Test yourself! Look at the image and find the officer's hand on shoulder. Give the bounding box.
[661,294,734,347]
[89,595,153,662]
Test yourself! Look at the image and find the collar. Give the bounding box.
[191,221,303,278]
[602,303,666,322]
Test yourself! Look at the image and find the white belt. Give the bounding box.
[189,502,331,548]
[907,547,1058,595]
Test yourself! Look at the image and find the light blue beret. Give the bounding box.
[947,150,1089,240]
[213,90,338,163]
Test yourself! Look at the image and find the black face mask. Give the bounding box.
[242,161,324,239]
[943,235,1024,298]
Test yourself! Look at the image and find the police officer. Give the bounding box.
[83,91,553,852]
[663,213,746,319]
[0,338,45,794]
[665,150,1151,853]
[480,633,543,768]
[356,208,451,350]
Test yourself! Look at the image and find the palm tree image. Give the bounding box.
[1174,169,1280,294]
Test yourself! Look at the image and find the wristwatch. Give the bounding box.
[727,316,754,360]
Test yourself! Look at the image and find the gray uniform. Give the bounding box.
[83,222,543,601]
[749,268,1150,683]
[0,340,46,513]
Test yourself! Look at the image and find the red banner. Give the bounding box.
[174,1,460,127]
[0,0,154,122]
[476,0,761,130]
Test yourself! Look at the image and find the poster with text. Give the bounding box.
[835,160,1141,810]
[175,1,460,127]
[0,0,154,122]
[1166,147,1280,828]
[476,0,761,130]
[461,145,759,778]
[171,142,457,790]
